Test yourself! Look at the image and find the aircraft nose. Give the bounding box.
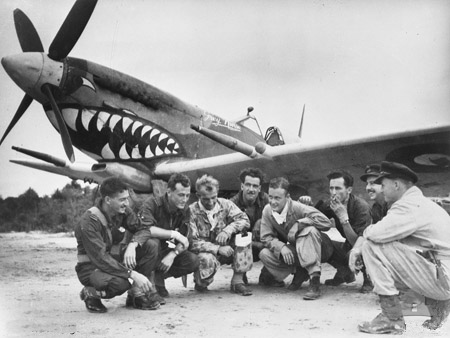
[2,53,44,92]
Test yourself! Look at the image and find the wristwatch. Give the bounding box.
[173,248,180,256]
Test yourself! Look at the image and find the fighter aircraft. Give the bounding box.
[1,0,449,201]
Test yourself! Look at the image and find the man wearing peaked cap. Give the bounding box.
[349,161,450,334]
[360,164,388,224]
[373,161,418,185]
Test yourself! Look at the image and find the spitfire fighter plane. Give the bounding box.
[1,0,449,201]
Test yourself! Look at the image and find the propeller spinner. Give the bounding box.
[0,0,98,163]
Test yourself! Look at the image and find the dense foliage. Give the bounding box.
[0,180,98,233]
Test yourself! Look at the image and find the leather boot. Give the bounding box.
[243,272,249,285]
[258,266,284,287]
[359,270,374,293]
[303,275,321,300]
[79,286,107,313]
[288,267,309,291]
[325,266,355,286]
[358,294,406,334]
[423,297,450,330]
[133,293,161,310]
[155,271,169,297]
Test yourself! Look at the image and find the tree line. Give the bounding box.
[0,180,98,233]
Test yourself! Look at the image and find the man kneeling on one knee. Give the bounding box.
[259,177,332,300]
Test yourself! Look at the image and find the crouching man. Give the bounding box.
[259,177,332,300]
[350,162,450,334]
[75,177,162,312]
[139,173,200,298]
[189,174,252,295]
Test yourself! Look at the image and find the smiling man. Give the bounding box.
[75,177,161,313]
[139,173,200,299]
[360,164,389,224]
[259,177,332,300]
[230,168,283,287]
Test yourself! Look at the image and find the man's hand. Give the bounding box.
[158,251,176,273]
[299,196,312,206]
[171,231,189,249]
[330,196,349,224]
[218,245,234,257]
[252,220,261,242]
[288,222,299,243]
[281,245,295,265]
[349,248,364,273]
[216,231,229,246]
[123,242,138,269]
[130,270,153,294]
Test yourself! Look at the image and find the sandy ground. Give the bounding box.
[0,231,449,338]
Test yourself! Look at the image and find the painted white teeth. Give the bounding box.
[148,128,159,140]
[141,125,152,136]
[73,108,181,159]
[131,147,141,159]
[155,146,164,156]
[119,144,130,159]
[97,112,110,131]
[131,121,143,135]
[62,108,79,131]
[144,146,154,158]
[80,109,93,131]
[101,143,115,159]
[122,117,134,131]
[108,115,121,129]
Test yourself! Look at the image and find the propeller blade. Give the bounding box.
[13,9,44,53]
[48,0,98,60]
[0,94,33,146]
[42,84,75,163]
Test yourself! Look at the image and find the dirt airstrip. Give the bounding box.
[0,231,449,338]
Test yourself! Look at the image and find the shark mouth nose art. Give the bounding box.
[46,106,181,161]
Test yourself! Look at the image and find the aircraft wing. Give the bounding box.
[155,125,450,200]
[11,125,449,201]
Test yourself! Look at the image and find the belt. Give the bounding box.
[77,254,91,263]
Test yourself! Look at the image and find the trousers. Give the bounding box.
[259,227,333,281]
[362,239,450,300]
[154,241,200,286]
[75,238,159,298]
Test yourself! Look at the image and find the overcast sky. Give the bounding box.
[0,0,449,198]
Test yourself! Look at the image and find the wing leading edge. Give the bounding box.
[155,125,450,200]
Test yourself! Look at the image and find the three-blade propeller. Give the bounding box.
[1,0,98,163]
